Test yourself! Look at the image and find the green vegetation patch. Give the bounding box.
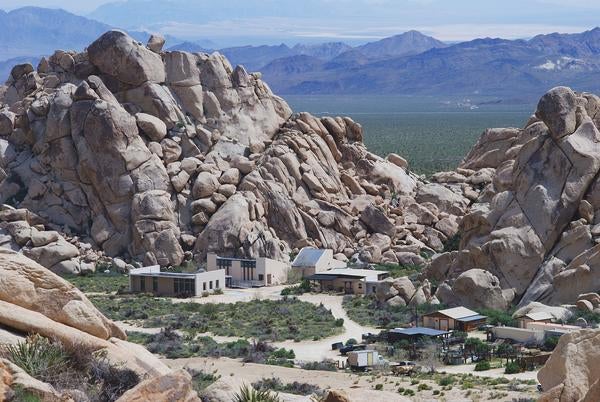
[373,264,423,279]
[92,295,342,341]
[128,329,295,367]
[64,271,129,294]
[252,377,322,396]
[342,294,443,328]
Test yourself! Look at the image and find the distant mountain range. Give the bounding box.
[0,7,177,69]
[259,29,600,97]
[1,6,600,99]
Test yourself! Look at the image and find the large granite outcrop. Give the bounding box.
[0,30,470,270]
[425,87,600,308]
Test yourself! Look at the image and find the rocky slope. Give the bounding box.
[0,29,473,274]
[0,248,198,401]
[426,86,600,308]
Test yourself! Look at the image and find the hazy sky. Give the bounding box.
[1,0,599,45]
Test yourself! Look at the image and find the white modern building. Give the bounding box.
[206,253,290,288]
[306,268,389,295]
[129,265,225,297]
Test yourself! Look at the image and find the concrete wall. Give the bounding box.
[205,253,289,286]
[491,326,544,344]
[316,278,366,295]
[196,269,226,294]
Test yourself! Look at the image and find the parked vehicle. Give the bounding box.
[340,343,367,355]
[391,361,417,375]
[347,350,387,371]
[331,342,344,350]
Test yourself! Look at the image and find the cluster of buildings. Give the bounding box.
[129,247,392,298]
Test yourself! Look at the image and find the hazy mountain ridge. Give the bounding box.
[262,29,600,97]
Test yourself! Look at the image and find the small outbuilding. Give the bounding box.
[517,311,554,329]
[292,248,347,278]
[422,307,487,332]
[388,327,449,342]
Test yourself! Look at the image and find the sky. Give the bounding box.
[0,0,599,46]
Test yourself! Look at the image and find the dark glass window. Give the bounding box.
[152,277,158,292]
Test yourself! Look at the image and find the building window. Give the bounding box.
[358,283,362,289]
[152,277,158,293]
[258,274,264,281]
[241,260,256,269]
[140,277,145,292]
[203,282,206,291]
[209,281,213,290]
[174,278,196,296]
[217,259,232,269]
[216,280,219,288]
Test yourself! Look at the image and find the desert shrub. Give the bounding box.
[345,338,357,346]
[300,360,337,371]
[280,280,311,296]
[505,361,521,374]
[233,384,281,402]
[474,360,491,371]
[1,336,139,402]
[270,348,295,359]
[417,383,431,391]
[187,368,220,393]
[543,336,560,351]
[374,383,384,390]
[252,377,321,396]
[9,385,42,402]
[1,335,69,382]
[213,288,224,295]
[438,376,455,386]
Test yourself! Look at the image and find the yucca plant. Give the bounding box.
[0,335,69,381]
[233,384,282,402]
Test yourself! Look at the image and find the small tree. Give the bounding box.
[418,340,441,373]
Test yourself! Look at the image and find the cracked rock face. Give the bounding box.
[426,87,600,308]
[0,29,474,271]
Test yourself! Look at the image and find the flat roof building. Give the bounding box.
[306,268,390,295]
[422,307,487,332]
[129,266,225,298]
[292,248,347,278]
[388,327,449,342]
[206,253,289,288]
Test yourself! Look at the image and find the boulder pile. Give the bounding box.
[424,87,600,308]
[0,30,474,271]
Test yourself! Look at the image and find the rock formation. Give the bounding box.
[0,30,470,272]
[425,86,600,308]
[538,328,600,402]
[0,249,198,399]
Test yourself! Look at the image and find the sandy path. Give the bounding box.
[272,294,380,363]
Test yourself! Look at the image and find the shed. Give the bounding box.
[422,307,487,332]
[517,311,554,328]
[388,327,449,342]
